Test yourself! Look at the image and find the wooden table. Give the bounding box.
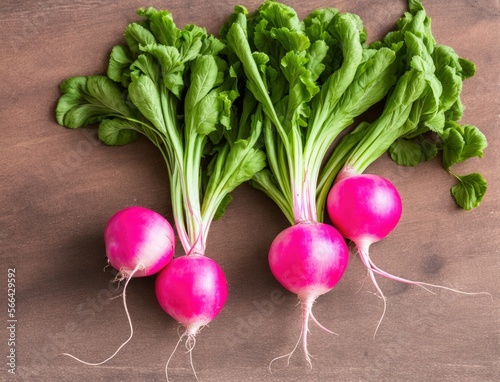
[1,1,499,381]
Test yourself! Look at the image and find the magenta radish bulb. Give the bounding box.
[269,222,348,299]
[64,206,176,366]
[327,174,405,332]
[105,206,176,278]
[155,255,228,336]
[327,173,490,334]
[155,255,228,380]
[268,222,348,365]
[327,174,402,249]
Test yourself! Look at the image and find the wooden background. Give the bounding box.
[1,0,499,381]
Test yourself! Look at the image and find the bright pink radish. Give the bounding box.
[268,222,348,366]
[156,255,228,335]
[105,206,176,278]
[64,206,175,366]
[327,174,406,333]
[327,174,402,248]
[155,255,228,380]
[327,173,488,334]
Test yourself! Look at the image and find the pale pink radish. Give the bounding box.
[268,222,348,367]
[64,206,175,365]
[155,255,228,381]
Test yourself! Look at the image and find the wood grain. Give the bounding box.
[1,0,499,381]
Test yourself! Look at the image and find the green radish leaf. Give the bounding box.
[451,173,487,210]
[389,135,437,166]
[138,7,179,47]
[458,58,476,79]
[224,143,267,191]
[98,119,139,146]
[418,135,438,161]
[200,35,226,56]
[306,40,328,81]
[303,8,338,43]
[441,122,487,169]
[185,56,219,115]
[389,139,423,166]
[128,75,165,133]
[258,0,302,31]
[140,44,185,97]
[441,126,464,169]
[190,92,221,136]
[270,28,310,52]
[460,124,487,161]
[130,53,160,84]
[56,76,131,128]
[124,23,156,55]
[178,24,205,62]
[107,45,134,86]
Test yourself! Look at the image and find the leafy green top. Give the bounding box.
[56,7,266,255]
[334,0,487,210]
[224,0,398,224]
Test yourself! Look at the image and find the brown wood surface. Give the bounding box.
[1,0,499,381]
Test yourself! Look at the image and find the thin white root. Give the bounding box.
[310,310,338,336]
[269,296,337,373]
[301,298,313,369]
[186,336,199,382]
[268,321,303,374]
[165,330,199,382]
[357,246,493,337]
[62,264,144,366]
[165,334,184,382]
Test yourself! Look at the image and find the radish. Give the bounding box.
[64,206,175,365]
[327,174,402,249]
[105,206,176,279]
[327,173,490,334]
[56,7,266,378]
[224,2,396,366]
[155,255,228,380]
[268,222,348,366]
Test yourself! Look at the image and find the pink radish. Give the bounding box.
[155,255,228,380]
[327,173,488,334]
[268,222,348,366]
[105,206,176,278]
[327,174,402,247]
[64,206,175,365]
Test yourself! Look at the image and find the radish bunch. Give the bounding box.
[55,0,489,378]
[56,6,265,378]
[224,0,487,363]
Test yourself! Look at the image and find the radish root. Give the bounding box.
[165,329,199,382]
[269,296,337,373]
[357,244,492,337]
[62,263,145,365]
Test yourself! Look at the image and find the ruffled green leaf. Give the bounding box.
[441,121,487,169]
[389,138,423,166]
[56,76,131,128]
[98,118,139,146]
[140,44,185,97]
[137,7,179,47]
[128,75,165,133]
[451,173,487,210]
[124,23,156,55]
[107,45,134,86]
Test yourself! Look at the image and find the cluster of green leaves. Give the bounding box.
[335,0,487,210]
[56,0,487,254]
[223,1,400,224]
[56,7,266,254]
